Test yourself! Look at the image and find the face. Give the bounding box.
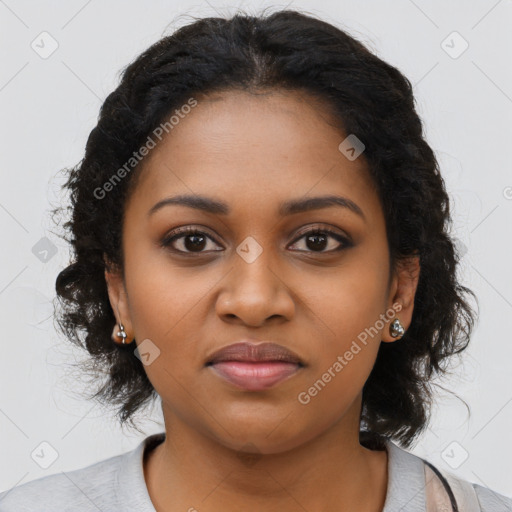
[105,89,419,454]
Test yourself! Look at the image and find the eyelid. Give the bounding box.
[160,225,221,248]
[291,223,349,242]
[287,224,352,252]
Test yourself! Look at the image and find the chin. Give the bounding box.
[207,420,313,456]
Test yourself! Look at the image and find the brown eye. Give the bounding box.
[289,227,351,253]
[161,227,222,254]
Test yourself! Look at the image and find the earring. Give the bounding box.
[389,318,405,339]
[111,322,131,344]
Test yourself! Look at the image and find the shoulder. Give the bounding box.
[383,439,512,511]
[0,450,126,512]
[471,482,512,511]
[428,457,512,511]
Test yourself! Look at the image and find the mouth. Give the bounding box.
[207,361,303,391]
[206,340,304,365]
[205,341,305,391]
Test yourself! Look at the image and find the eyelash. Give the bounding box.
[160,225,352,255]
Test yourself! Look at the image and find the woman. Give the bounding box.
[1,8,510,512]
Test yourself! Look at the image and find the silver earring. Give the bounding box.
[389,318,405,338]
[118,323,127,344]
[112,322,128,344]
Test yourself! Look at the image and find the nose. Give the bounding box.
[215,250,295,327]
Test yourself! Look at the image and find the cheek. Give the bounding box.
[124,270,206,405]
[303,257,389,346]
[123,248,197,352]
[295,295,383,432]
[124,237,205,330]
[298,253,389,394]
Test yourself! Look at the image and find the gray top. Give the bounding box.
[1,432,511,511]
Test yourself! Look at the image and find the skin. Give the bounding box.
[105,88,420,512]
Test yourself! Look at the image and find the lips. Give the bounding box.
[205,341,304,366]
[205,341,305,391]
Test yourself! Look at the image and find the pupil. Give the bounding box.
[307,233,327,251]
[185,234,206,251]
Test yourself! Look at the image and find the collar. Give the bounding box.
[383,438,427,511]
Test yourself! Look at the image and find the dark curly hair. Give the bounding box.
[52,8,477,447]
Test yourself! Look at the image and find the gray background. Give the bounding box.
[1,0,511,498]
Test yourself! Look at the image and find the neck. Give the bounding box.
[144,400,388,512]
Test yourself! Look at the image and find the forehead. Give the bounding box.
[127,89,379,219]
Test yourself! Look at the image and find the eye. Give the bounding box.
[288,226,351,253]
[161,224,352,255]
[160,226,223,254]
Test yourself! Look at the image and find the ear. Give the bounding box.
[103,254,134,342]
[381,255,420,343]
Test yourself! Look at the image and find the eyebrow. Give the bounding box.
[148,194,366,221]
